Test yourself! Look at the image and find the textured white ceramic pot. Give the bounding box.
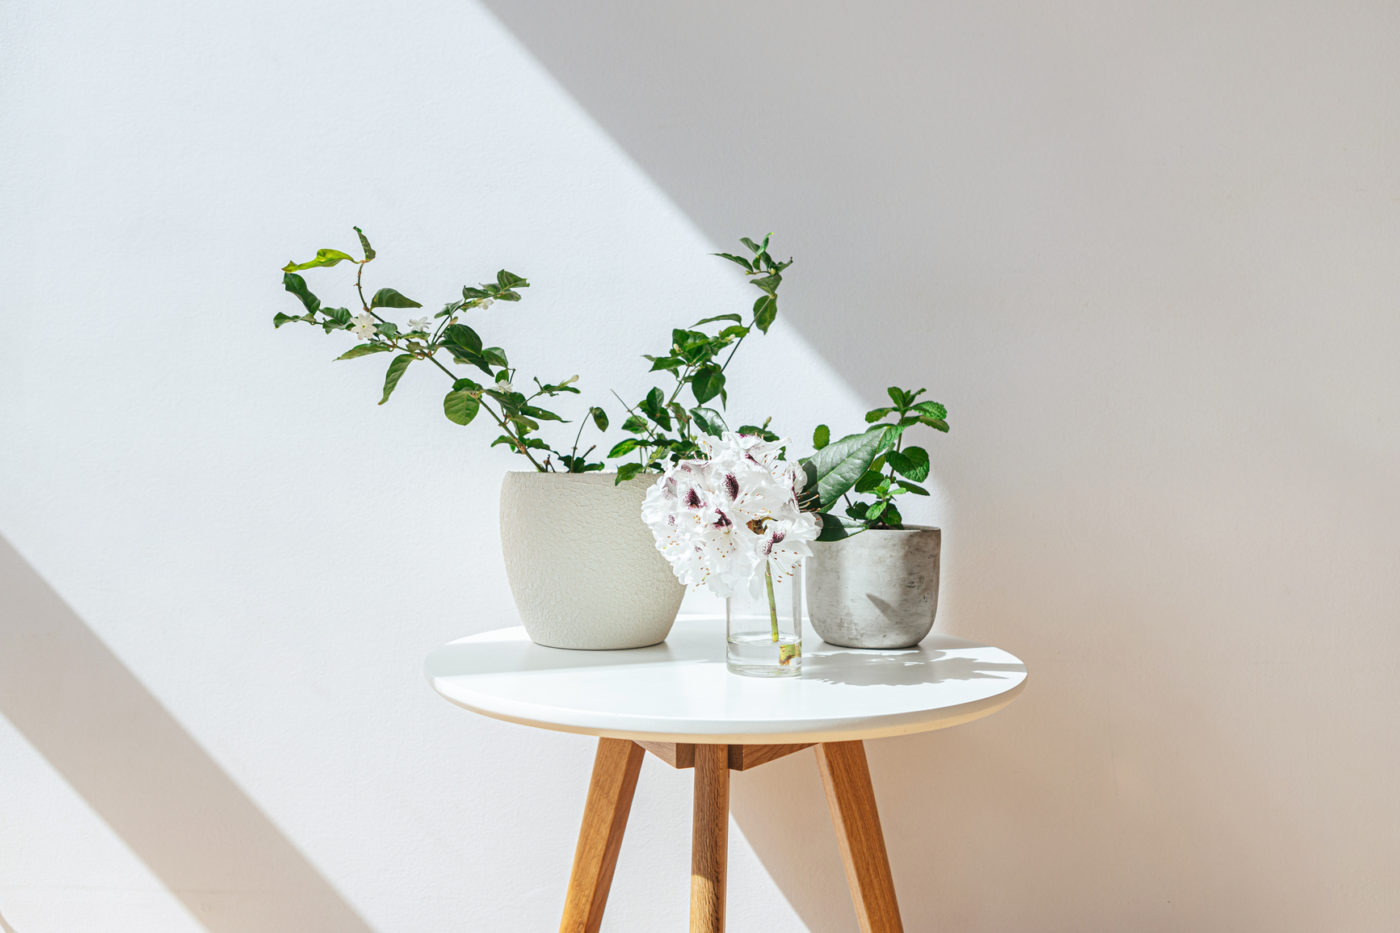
[805,526,941,649]
[499,471,684,649]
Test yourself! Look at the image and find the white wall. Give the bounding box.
[2,1,1397,931]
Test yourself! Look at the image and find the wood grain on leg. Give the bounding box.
[816,741,904,933]
[689,744,730,933]
[560,738,646,933]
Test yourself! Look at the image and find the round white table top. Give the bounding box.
[425,617,1028,744]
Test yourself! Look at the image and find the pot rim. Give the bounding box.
[500,469,657,483]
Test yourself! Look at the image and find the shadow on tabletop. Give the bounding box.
[0,533,374,933]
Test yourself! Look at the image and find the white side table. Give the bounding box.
[426,617,1027,933]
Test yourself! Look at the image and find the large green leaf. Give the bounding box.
[912,400,946,420]
[801,428,887,510]
[282,249,356,272]
[442,323,482,354]
[691,407,727,437]
[353,227,375,262]
[282,273,321,314]
[378,354,413,405]
[815,513,863,541]
[752,294,777,332]
[443,388,480,425]
[693,313,743,327]
[813,424,830,450]
[496,270,528,289]
[608,438,642,458]
[371,287,422,309]
[336,343,390,360]
[691,364,724,404]
[887,446,930,482]
[590,407,609,431]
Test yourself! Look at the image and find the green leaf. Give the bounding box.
[854,470,884,494]
[750,273,781,295]
[590,407,609,431]
[642,387,665,418]
[918,416,950,433]
[740,237,761,253]
[353,227,375,262]
[272,312,299,328]
[336,343,390,360]
[692,364,725,404]
[816,513,863,542]
[482,347,509,368]
[866,501,888,522]
[282,249,356,273]
[462,286,491,300]
[648,356,684,372]
[883,503,904,528]
[378,354,413,405]
[443,388,481,425]
[864,407,894,424]
[608,438,642,458]
[889,446,930,481]
[614,462,645,484]
[496,289,522,301]
[713,252,753,271]
[442,323,483,354]
[691,407,727,437]
[282,273,321,314]
[520,405,565,422]
[753,294,777,332]
[895,480,929,496]
[621,414,648,434]
[813,424,830,450]
[371,287,422,309]
[887,386,908,408]
[800,427,887,510]
[323,307,352,328]
[693,313,743,327]
[496,270,528,289]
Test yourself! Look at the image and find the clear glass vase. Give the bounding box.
[726,561,803,677]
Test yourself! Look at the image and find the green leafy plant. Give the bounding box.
[607,235,792,484]
[801,386,949,537]
[274,228,607,472]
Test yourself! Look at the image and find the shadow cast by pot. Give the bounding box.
[804,641,1027,688]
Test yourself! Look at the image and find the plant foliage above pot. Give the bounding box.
[798,386,950,540]
[273,229,792,481]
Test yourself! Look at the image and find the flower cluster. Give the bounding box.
[642,432,820,597]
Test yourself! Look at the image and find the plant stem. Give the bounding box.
[765,561,779,644]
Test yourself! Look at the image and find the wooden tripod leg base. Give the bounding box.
[816,741,903,933]
[560,738,903,933]
[559,738,645,933]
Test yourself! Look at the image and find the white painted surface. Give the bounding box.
[3,1,1399,931]
[497,472,683,649]
[427,618,1026,743]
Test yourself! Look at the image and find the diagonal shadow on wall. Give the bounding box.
[0,534,373,933]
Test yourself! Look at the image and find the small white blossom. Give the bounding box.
[350,313,376,339]
[478,298,495,310]
[408,317,430,332]
[496,379,514,393]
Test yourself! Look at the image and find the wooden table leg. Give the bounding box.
[816,741,904,933]
[690,744,730,933]
[560,738,645,933]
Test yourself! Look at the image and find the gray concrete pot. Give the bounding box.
[805,526,941,649]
